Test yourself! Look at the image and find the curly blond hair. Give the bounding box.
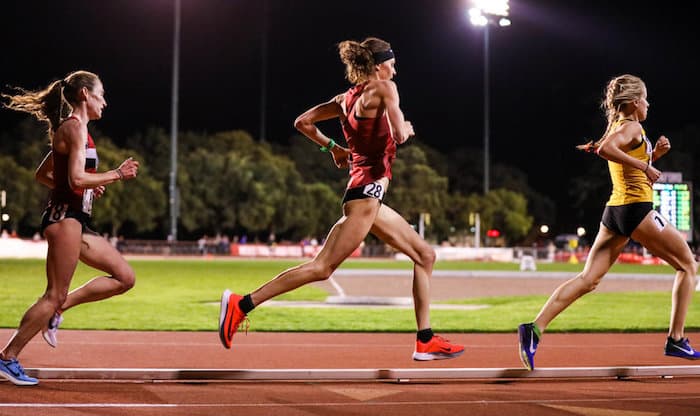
[338,37,392,84]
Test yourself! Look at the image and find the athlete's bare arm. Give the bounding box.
[376,80,413,144]
[294,95,350,169]
[597,121,660,182]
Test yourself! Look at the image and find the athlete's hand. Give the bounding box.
[117,157,139,180]
[93,185,106,199]
[405,121,415,137]
[330,146,350,169]
[395,121,414,145]
[645,164,661,184]
[653,135,670,160]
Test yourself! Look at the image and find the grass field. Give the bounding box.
[0,258,697,333]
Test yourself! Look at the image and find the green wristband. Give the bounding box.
[320,139,336,152]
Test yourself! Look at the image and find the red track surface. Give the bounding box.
[1,330,700,415]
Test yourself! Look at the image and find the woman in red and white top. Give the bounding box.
[220,37,464,361]
[0,71,139,386]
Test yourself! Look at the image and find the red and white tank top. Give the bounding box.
[49,117,99,215]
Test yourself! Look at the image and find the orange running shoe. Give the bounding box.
[219,289,248,349]
[412,335,465,361]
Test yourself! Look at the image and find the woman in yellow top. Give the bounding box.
[518,74,699,370]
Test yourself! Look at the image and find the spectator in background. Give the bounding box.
[220,235,230,255]
[198,235,207,255]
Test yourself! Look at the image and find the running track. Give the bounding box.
[1,330,700,415]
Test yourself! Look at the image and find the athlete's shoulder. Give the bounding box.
[369,79,398,99]
[55,117,87,148]
[618,120,643,138]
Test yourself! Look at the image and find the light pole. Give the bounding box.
[0,190,5,233]
[468,0,510,195]
[259,0,268,143]
[169,0,181,241]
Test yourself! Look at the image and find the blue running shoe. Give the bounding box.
[518,323,540,370]
[665,337,700,360]
[0,358,38,386]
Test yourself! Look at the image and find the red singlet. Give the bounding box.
[341,83,396,189]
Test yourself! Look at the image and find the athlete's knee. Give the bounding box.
[690,258,698,276]
[416,245,436,268]
[306,261,336,282]
[680,257,698,285]
[577,274,601,294]
[113,265,136,292]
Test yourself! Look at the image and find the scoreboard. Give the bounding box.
[652,182,693,242]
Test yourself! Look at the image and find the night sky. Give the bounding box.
[2,0,699,230]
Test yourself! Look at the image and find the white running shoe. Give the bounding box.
[42,313,63,348]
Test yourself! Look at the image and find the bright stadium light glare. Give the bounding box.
[468,8,488,26]
[498,17,511,26]
[473,0,509,17]
[540,225,549,234]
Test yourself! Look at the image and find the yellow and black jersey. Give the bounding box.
[606,120,653,206]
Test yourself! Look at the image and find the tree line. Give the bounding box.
[1,118,698,246]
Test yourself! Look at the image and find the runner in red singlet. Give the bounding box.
[0,71,139,386]
[220,37,464,361]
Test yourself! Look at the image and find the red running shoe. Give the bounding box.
[412,335,465,361]
[219,289,248,349]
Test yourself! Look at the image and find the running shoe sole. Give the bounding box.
[41,331,55,348]
[219,289,232,349]
[412,349,465,361]
[665,351,700,360]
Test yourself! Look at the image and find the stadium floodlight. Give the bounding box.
[472,0,509,17]
[467,0,510,195]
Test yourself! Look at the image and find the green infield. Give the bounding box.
[0,258,696,333]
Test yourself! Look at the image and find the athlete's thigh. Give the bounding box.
[632,211,694,270]
[44,219,83,292]
[581,223,629,278]
[79,233,132,278]
[315,198,380,264]
[370,204,429,259]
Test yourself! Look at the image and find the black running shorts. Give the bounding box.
[601,202,653,236]
[342,180,387,204]
[40,203,98,236]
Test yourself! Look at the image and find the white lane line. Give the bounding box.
[332,269,677,280]
[22,365,700,382]
[1,396,700,408]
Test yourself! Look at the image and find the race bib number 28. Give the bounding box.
[362,181,385,201]
[49,203,68,222]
